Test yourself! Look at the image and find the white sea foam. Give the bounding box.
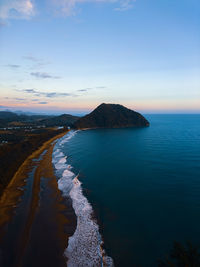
[52,131,114,267]
[54,157,67,170]
[52,149,64,161]
[58,169,74,196]
[60,130,78,145]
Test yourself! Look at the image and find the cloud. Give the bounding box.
[77,86,106,93]
[45,92,70,97]
[23,55,51,70]
[7,97,26,101]
[15,97,26,101]
[19,88,76,98]
[23,88,36,93]
[78,89,88,92]
[114,0,135,11]
[38,101,48,104]
[51,0,136,16]
[6,64,20,68]
[0,0,34,20]
[0,0,135,22]
[95,86,106,89]
[23,55,40,62]
[4,95,53,104]
[30,72,61,79]
[4,96,29,103]
[77,88,92,92]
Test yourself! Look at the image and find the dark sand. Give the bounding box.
[0,131,77,267]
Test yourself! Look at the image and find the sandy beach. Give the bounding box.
[0,130,77,267]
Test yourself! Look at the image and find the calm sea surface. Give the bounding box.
[60,114,200,266]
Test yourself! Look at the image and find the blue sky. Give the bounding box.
[0,0,199,114]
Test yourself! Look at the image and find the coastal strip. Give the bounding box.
[52,131,114,267]
[0,130,68,228]
[0,130,77,267]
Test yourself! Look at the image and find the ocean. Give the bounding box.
[52,114,200,267]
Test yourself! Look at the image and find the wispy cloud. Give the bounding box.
[77,88,92,92]
[5,64,20,68]
[4,95,51,105]
[51,0,136,16]
[0,0,135,22]
[95,86,106,89]
[4,97,24,100]
[30,72,61,79]
[15,97,26,101]
[77,86,106,93]
[38,101,48,104]
[78,89,88,92]
[45,92,69,97]
[23,55,51,70]
[0,0,34,20]
[23,55,40,62]
[19,88,76,98]
[23,89,36,93]
[114,0,135,11]
[4,96,29,103]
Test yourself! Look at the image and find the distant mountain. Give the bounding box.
[0,111,79,127]
[40,114,79,127]
[0,111,19,121]
[14,110,40,116]
[73,103,150,129]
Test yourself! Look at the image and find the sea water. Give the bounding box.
[52,114,200,267]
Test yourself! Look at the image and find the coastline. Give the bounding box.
[0,128,114,266]
[53,130,114,267]
[73,124,150,131]
[0,130,68,227]
[0,130,77,267]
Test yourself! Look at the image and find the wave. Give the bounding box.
[52,131,114,267]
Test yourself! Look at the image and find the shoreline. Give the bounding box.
[53,130,114,267]
[0,129,77,267]
[73,124,150,131]
[0,130,69,228]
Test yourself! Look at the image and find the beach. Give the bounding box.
[0,131,76,267]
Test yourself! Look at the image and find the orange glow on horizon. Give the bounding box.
[1,98,200,114]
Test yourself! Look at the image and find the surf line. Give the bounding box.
[53,131,114,267]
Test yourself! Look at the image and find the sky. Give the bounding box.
[0,0,199,115]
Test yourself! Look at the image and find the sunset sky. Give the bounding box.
[0,0,199,115]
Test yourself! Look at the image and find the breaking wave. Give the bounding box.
[52,131,114,267]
